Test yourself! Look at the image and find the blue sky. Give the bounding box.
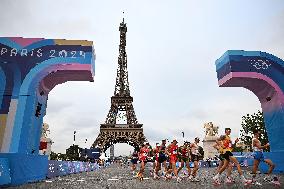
[1,0,284,156]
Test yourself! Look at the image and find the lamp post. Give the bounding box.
[73,131,76,145]
[182,131,185,143]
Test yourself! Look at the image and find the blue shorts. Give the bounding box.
[253,151,265,162]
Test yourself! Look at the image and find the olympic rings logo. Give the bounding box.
[249,59,271,70]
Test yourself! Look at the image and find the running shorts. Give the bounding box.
[191,154,199,162]
[170,155,178,163]
[179,157,190,162]
[131,159,138,164]
[223,151,233,161]
[158,153,167,163]
[253,151,265,162]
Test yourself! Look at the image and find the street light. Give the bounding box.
[182,131,185,143]
[73,131,76,145]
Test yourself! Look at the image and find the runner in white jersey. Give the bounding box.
[251,129,280,186]
[190,137,200,182]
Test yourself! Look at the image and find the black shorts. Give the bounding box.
[139,160,148,164]
[191,154,199,162]
[179,157,190,162]
[158,154,167,163]
[131,159,138,164]
[223,151,233,161]
[219,154,225,161]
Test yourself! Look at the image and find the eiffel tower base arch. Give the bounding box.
[92,125,147,153]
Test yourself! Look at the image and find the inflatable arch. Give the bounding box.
[0,37,95,185]
[216,50,284,171]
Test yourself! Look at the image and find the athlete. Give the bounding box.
[213,135,234,184]
[213,128,251,185]
[152,143,160,179]
[177,141,191,178]
[190,137,201,182]
[146,142,155,175]
[130,150,139,175]
[165,139,181,181]
[251,129,280,186]
[137,143,150,180]
[155,139,168,178]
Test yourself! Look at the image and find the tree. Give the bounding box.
[50,151,58,160]
[239,110,270,152]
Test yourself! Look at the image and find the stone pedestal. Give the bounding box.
[46,138,52,159]
[202,136,218,159]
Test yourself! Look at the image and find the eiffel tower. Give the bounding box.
[92,18,147,155]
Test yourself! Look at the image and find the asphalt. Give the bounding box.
[6,163,284,189]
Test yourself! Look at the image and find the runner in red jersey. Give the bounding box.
[177,141,191,178]
[166,139,181,181]
[137,143,150,180]
[152,143,160,179]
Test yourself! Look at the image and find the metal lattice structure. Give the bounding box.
[92,19,147,153]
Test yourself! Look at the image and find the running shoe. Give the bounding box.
[252,180,262,186]
[177,177,182,182]
[154,173,160,179]
[188,175,193,181]
[225,177,234,184]
[213,174,219,181]
[264,176,272,182]
[242,178,253,186]
[165,174,172,180]
[191,177,200,182]
[270,177,281,186]
[213,178,221,185]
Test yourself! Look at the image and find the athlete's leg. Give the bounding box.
[153,160,156,171]
[252,159,260,175]
[218,159,229,174]
[155,161,161,174]
[217,160,224,173]
[226,162,233,177]
[172,161,178,177]
[192,160,199,177]
[139,161,145,175]
[264,159,275,175]
[177,160,184,174]
[186,160,191,176]
[229,156,243,176]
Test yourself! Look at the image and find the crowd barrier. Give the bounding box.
[0,158,11,185]
[47,160,100,178]
[0,157,100,186]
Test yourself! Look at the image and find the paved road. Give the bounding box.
[7,163,283,189]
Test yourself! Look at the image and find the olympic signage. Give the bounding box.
[249,59,272,70]
[0,47,87,59]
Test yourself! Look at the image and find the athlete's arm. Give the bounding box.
[253,138,269,149]
[165,145,171,156]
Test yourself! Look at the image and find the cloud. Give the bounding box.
[45,98,74,116]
